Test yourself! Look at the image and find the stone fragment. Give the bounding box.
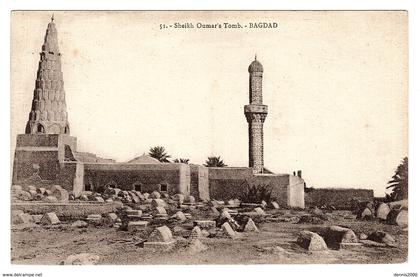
[131,194,140,203]
[51,185,63,192]
[376,203,391,220]
[172,194,185,204]
[32,214,43,224]
[43,195,58,203]
[211,207,220,216]
[220,210,232,220]
[243,218,259,232]
[144,226,175,249]
[107,213,119,222]
[61,253,100,265]
[261,200,267,208]
[41,212,60,225]
[367,231,396,245]
[388,199,408,210]
[172,211,187,222]
[297,231,328,251]
[311,207,324,216]
[151,199,167,208]
[127,221,149,232]
[44,189,53,196]
[36,187,46,194]
[359,233,368,240]
[16,191,32,201]
[79,195,89,201]
[314,226,358,249]
[143,193,150,199]
[190,226,202,239]
[185,239,208,253]
[94,196,105,203]
[72,220,88,228]
[387,209,408,227]
[359,207,374,220]
[254,207,266,215]
[28,190,37,197]
[151,191,161,199]
[226,199,235,206]
[271,201,280,209]
[154,206,167,215]
[52,189,69,202]
[221,222,237,239]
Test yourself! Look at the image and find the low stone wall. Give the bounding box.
[11,201,120,217]
[305,188,374,209]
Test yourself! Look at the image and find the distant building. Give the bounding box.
[12,17,304,208]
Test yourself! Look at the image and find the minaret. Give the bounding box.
[244,56,268,174]
[25,15,70,135]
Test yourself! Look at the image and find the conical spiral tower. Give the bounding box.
[25,15,70,135]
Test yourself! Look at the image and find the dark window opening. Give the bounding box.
[37,124,45,133]
[160,183,168,192]
[135,184,142,191]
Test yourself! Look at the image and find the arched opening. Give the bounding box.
[132,181,142,192]
[64,124,70,134]
[37,124,45,133]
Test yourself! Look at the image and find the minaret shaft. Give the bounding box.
[244,58,267,174]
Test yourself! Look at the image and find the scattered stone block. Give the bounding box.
[367,231,396,245]
[387,209,408,227]
[254,207,266,215]
[107,213,119,222]
[339,242,363,250]
[143,193,150,199]
[271,201,280,209]
[61,253,100,265]
[33,193,44,201]
[297,231,328,251]
[359,233,368,240]
[144,225,175,249]
[220,210,232,220]
[221,222,237,239]
[127,221,149,232]
[79,195,89,201]
[151,199,167,208]
[52,189,69,203]
[94,196,105,203]
[315,226,358,249]
[105,198,113,203]
[36,187,46,195]
[185,239,208,253]
[186,195,196,204]
[32,214,43,224]
[15,191,32,201]
[127,210,143,217]
[194,220,216,229]
[51,185,62,192]
[44,189,53,196]
[172,211,187,222]
[131,195,140,203]
[389,199,408,210]
[359,207,374,220]
[172,194,185,204]
[43,196,58,203]
[210,207,220,216]
[376,203,391,220]
[243,218,259,232]
[226,199,236,206]
[311,207,324,216]
[154,206,167,215]
[151,191,161,199]
[161,193,169,199]
[41,212,60,225]
[261,200,267,208]
[72,220,88,228]
[28,189,37,197]
[190,226,202,239]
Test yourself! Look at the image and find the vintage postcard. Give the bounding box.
[9,11,408,266]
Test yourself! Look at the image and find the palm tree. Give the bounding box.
[386,157,408,201]
[148,146,171,163]
[173,158,189,164]
[204,156,227,167]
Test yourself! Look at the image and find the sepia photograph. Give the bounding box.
[3,7,416,273]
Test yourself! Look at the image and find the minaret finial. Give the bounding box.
[255,54,257,60]
[51,13,54,22]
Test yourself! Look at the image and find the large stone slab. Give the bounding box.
[221,222,237,239]
[243,218,259,232]
[127,221,149,232]
[387,209,408,227]
[297,231,328,251]
[194,220,216,229]
[376,203,391,220]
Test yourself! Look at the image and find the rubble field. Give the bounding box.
[11,207,407,265]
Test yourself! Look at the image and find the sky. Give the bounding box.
[10,11,408,196]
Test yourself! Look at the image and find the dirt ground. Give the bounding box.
[11,210,408,265]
